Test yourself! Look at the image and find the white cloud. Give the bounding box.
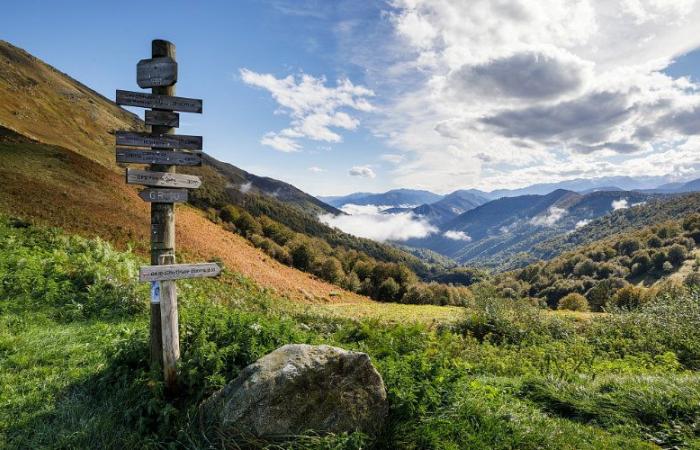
[260,132,301,152]
[530,206,567,226]
[354,0,700,191]
[240,69,374,151]
[575,219,591,229]
[308,166,325,173]
[319,204,437,242]
[443,230,472,241]
[349,165,376,178]
[612,198,629,210]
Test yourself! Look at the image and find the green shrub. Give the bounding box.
[377,277,401,301]
[557,293,589,312]
[610,285,648,310]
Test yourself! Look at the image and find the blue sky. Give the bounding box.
[5,0,700,196]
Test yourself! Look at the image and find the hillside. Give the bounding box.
[4,217,700,448]
[410,190,489,226]
[490,210,700,311]
[406,189,657,269]
[0,40,474,309]
[0,126,361,303]
[0,40,362,303]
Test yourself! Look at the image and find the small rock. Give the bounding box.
[200,344,388,439]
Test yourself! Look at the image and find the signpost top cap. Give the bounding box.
[152,39,175,58]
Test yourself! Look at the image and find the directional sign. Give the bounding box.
[139,188,188,203]
[116,131,202,150]
[126,168,201,189]
[116,148,202,166]
[145,110,179,127]
[139,263,222,282]
[137,57,178,88]
[116,90,202,113]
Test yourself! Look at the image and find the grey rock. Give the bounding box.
[200,344,388,439]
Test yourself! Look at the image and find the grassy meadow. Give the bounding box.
[1,216,700,449]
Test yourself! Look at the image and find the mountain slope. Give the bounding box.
[411,190,489,226]
[0,126,360,303]
[201,154,340,216]
[406,189,657,269]
[0,40,466,308]
[0,41,363,303]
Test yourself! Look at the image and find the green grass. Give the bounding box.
[1,217,700,449]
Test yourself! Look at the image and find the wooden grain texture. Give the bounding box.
[139,188,188,203]
[116,89,202,113]
[116,131,202,150]
[137,56,177,88]
[139,262,222,281]
[149,39,177,374]
[158,254,180,392]
[126,168,201,188]
[116,148,202,166]
[145,110,180,127]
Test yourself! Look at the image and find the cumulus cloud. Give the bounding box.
[319,204,437,242]
[449,50,590,100]
[356,0,700,191]
[530,207,567,227]
[612,198,629,210]
[443,230,472,241]
[240,69,374,151]
[349,165,376,178]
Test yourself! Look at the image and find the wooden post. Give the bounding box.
[149,39,177,377]
[159,254,180,391]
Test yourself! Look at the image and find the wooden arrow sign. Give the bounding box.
[126,168,201,188]
[139,188,188,203]
[116,148,202,166]
[116,90,202,113]
[145,110,179,127]
[116,131,202,150]
[137,57,178,88]
[139,263,222,282]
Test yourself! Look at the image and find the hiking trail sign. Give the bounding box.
[115,39,219,393]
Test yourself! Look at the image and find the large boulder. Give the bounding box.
[199,344,388,439]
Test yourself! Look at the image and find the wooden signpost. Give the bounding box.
[116,131,203,150]
[115,40,219,392]
[126,168,202,188]
[137,57,178,88]
[139,263,222,282]
[116,148,202,166]
[145,110,180,128]
[116,89,203,113]
[139,188,188,203]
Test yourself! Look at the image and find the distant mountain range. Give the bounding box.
[319,189,443,209]
[409,189,655,268]
[324,176,700,208]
